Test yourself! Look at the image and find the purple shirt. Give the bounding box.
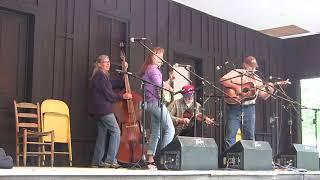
[142,65,162,103]
[88,69,123,117]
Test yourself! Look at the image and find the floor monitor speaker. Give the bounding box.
[277,144,319,171]
[221,140,272,170]
[158,136,218,170]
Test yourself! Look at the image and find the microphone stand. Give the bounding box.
[313,109,319,149]
[133,40,199,140]
[288,105,293,145]
[172,64,241,138]
[135,40,191,88]
[257,80,306,149]
[186,66,203,137]
[218,65,248,148]
[118,71,168,169]
[219,64,289,148]
[300,106,320,149]
[219,61,317,158]
[240,70,244,142]
[271,98,280,157]
[134,41,245,147]
[170,73,234,138]
[200,80,205,137]
[217,96,224,153]
[204,94,224,152]
[133,40,193,157]
[224,66,310,155]
[160,60,164,156]
[195,88,199,137]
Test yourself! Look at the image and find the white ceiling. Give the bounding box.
[172,0,320,39]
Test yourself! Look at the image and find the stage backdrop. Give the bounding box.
[0,0,312,166]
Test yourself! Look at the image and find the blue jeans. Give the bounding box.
[91,113,120,165]
[225,104,255,149]
[146,102,175,155]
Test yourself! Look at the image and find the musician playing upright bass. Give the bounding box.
[168,85,215,137]
[220,56,274,149]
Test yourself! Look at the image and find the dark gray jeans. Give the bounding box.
[91,113,120,165]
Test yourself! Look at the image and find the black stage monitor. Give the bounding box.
[158,136,218,170]
[277,144,319,171]
[221,140,272,170]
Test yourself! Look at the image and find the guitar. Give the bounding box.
[224,79,290,104]
[161,71,175,103]
[175,109,219,135]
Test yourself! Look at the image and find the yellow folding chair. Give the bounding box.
[41,99,72,166]
[14,100,55,167]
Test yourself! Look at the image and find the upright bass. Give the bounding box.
[113,42,143,164]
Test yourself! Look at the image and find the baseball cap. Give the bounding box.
[181,85,195,96]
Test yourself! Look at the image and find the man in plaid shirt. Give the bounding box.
[168,85,212,137]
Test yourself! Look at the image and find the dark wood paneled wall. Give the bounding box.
[0,8,32,155]
[285,34,320,79]
[0,0,293,166]
[283,34,320,144]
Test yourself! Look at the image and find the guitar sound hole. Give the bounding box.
[242,88,250,93]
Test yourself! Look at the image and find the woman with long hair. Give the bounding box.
[140,47,175,170]
[89,55,132,168]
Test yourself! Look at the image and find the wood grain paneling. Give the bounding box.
[191,11,201,47]
[0,9,31,157]
[0,0,298,165]
[157,0,169,48]
[145,0,157,45]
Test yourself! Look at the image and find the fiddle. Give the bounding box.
[175,108,219,136]
[183,109,219,126]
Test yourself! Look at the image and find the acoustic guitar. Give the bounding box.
[224,79,290,104]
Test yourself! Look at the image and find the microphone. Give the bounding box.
[269,76,282,80]
[216,61,229,70]
[130,37,148,42]
[216,65,223,70]
[174,86,195,95]
[269,116,275,124]
[174,63,191,68]
[115,69,133,75]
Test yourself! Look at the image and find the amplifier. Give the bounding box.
[276,144,319,170]
[158,136,218,170]
[224,152,242,169]
[221,140,272,170]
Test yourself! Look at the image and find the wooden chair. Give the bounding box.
[14,100,55,167]
[41,99,73,166]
